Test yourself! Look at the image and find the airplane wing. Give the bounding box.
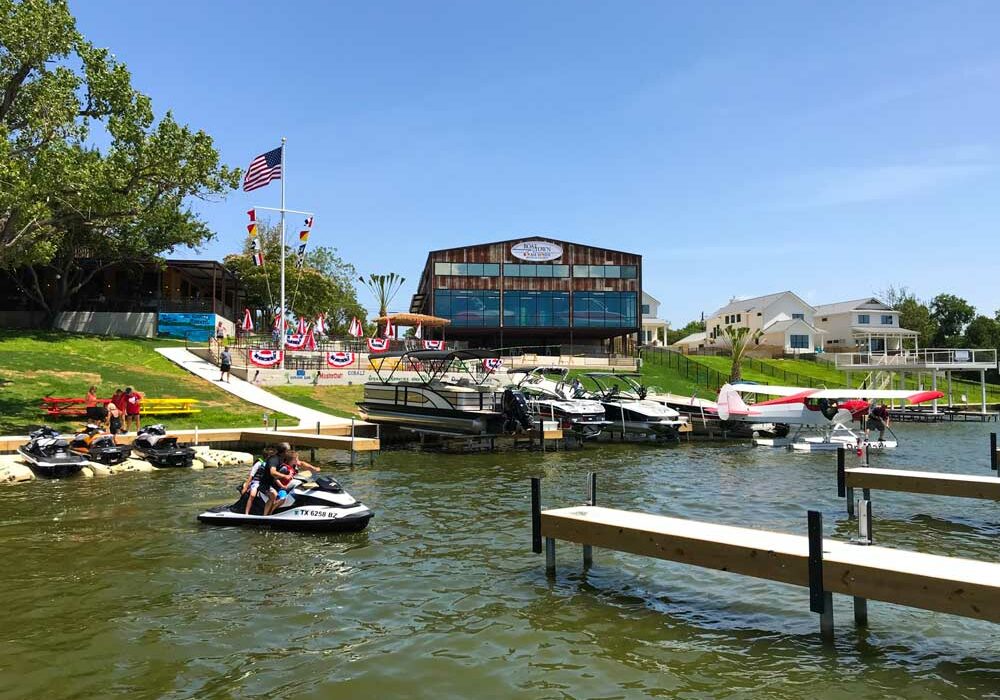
[728,383,817,396]
[807,389,944,404]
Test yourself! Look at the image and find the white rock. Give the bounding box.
[0,463,35,485]
[80,467,94,478]
[190,459,205,470]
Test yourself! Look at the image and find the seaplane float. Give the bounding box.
[713,383,944,451]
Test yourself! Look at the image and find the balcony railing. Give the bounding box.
[835,348,998,369]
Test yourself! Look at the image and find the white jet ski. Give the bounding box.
[198,475,374,532]
[17,426,89,478]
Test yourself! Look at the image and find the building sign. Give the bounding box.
[510,241,562,262]
[158,312,217,342]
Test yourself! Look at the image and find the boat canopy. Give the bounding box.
[368,348,502,385]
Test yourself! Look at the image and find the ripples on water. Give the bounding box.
[1,422,999,699]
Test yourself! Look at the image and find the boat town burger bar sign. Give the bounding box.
[510,240,563,261]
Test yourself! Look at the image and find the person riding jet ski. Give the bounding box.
[69,424,131,465]
[131,424,196,468]
[18,426,88,478]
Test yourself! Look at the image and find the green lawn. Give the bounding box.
[268,384,364,420]
[0,330,290,434]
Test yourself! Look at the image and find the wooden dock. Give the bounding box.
[531,477,1000,639]
[239,429,379,452]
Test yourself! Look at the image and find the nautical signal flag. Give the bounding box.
[247,209,256,222]
[304,216,313,228]
[298,230,309,242]
[250,238,261,252]
[252,252,264,267]
[242,146,282,192]
[247,223,258,237]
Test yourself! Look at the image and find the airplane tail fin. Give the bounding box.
[716,383,751,421]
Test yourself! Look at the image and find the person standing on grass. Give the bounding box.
[219,346,232,383]
[123,386,142,433]
[84,386,106,423]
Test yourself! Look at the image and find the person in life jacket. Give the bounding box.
[241,447,275,515]
[867,402,890,442]
[260,442,291,516]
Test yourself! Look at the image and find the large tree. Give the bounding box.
[0,0,239,321]
[667,319,705,345]
[929,293,975,347]
[225,220,366,335]
[878,286,938,348]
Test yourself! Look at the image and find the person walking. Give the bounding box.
[219,347,232,383]
[123,387,142,434]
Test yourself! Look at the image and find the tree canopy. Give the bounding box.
[1,0,239,319]
[224,220,366,335]
[929,293,976,347]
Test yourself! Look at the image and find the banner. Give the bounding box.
[414,322,423,339]
[383,316,395,339]
[249,349,283,367]
[241,308,254,332]
[367,337,390,353]
[483,358,503,373]
[296,317,309,335]
[422,340,445,350]
[315,313,327,336]
[349,317,363,338]
[285,333,308,350]
[326,351,357,368]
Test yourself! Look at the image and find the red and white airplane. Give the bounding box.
[713,383,944,451]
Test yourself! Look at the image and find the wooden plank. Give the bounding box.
[846,467,1000,500]
[540,505,1000,623]
[239,430,379,451]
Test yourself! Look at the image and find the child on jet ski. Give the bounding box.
[264,450,321,516]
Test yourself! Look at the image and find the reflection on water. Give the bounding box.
[1,422,999,698]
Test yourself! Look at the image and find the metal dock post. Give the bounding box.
[583,472,596,568]
[807,510,834,640]
[992,432,997,472]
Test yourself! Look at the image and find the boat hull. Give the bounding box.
[17,447,87,478]
[357,403,501,435]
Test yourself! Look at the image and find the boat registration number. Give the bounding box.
[292,509,337,518]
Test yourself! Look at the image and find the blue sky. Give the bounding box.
[73,1,1000,324]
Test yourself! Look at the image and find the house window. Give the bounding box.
[821,317,828,322]
[792,313,804,320]
[881,315,893,325]
[736,314,741,322]
[858,314,870,324]
[790,334,810,349]
[641,304,650,315]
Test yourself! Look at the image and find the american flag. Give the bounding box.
[242,147,282,192]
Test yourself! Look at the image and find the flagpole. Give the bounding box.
[279,136,287,369]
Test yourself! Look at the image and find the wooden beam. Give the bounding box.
[845,467,1000,501]
[540,505,1000,623]
[239,429,379,451]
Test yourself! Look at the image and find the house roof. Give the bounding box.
[424,235,639,259]
[814,297,891,315]
[671,332,707,346]
[642,290,660,305]
[762,318,825,335]
[708,291,809,319]
[849,325,919,336]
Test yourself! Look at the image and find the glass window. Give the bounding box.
[482,263,499,276]
[621,266,637,279]
[736,314,741,322]
[881,314,893,325]
[503,291,570,327]
[552,265,569,278]
[573,265,590,278]
[858,314,870,324]
[603,265,621,279]
[435,289,500,327]
[436,263,498,277]
[572,292,637,328]
[790,334,809,349]
[505,264,520,277]
[507,263,569,278]
[434,262,452,276]
[792,313,804,320]
[641,304,650,315]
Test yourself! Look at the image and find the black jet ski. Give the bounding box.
[198,475,374,532]
[69,424,131,465]
[17,426,88,478]
[132,424,196,467]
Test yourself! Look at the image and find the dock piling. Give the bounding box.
[807,510,834,640]
[545,537,556,575]
[837,448,846,498]
[583,472,596,567]
[992,432,997,472]
[858,499,872,544]
[531,477,542,554]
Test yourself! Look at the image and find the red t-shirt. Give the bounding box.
[124,392,142,415]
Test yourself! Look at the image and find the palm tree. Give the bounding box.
[359,272,406,334]
[718,325,763,383]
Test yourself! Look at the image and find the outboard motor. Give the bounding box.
[502,389,534,433]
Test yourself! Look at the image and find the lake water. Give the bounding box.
[2,422,999,699]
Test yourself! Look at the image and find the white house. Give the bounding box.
[813,297,919,352]
[701,291,824,356]
[640,291,668,346]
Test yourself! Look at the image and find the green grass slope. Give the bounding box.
[0,330,289,434]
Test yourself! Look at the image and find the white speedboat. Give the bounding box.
[509,367,608,439]
[578,373,688,441]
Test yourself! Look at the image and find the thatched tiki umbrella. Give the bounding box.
[374,313,451,341]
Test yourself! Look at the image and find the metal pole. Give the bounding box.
[981,370,987,415]
[991,432,997,472]
[583,472,596,567]
[279,136,287,370]
[545,537,556,575]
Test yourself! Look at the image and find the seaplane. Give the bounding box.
[713,383,944,451]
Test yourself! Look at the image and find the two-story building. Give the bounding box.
[812,297,919,352]
[675,291,823,356]
[640,292,667,346]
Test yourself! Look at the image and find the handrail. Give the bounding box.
[834,348,998,369]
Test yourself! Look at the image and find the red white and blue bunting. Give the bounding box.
[483,358,503,373]
[326,351,357,368]
[422,340,446,350]
[249,349,283,367]
[285,330,316,351]
[367,337,390,353]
